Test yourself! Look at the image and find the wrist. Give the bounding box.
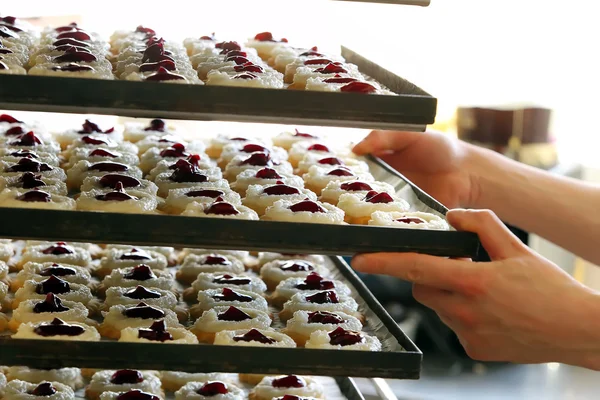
[462,144,499,209]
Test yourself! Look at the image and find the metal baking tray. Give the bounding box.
[0,156,479,258]
[0,47,436,132]
[333,0,430,5]
[0,256,421,379]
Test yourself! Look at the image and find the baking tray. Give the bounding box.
[0,256,422,379]
[0,156,480,258]
[333,0,430,6]
[0,47,436,132]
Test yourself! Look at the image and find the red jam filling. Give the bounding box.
[124,286,161,300]
[200,33,216,41]
[324,77,358,84]
[0,48,14,55]
[4,126,24,136]
[78,119,114,134]
[81,135,114,145]
[203,255,230,265]
[54,51,97,63]
[305,290,339,304]
[213,274,251,285]
[124,264,156,281]
[116,390,159,400]
[90,148,120,158]
[10,150,39,158]
[296,273,335,290]
[205,202,240,216]
[140,59,176,73]
[341,181,372,191]
[53,38,90,47]
[34,318,84,337]
[216,41,241,51]
[340,82,377,94]
[254,32,274,41]
[110,369,144,385]
[289,200,326,213]
[17,190,51,202]
[307,311,344,325]
[396,217,426,224]
[160,143,188,158]
[241,143,268,153]
[255,168,282,179]
[197,382,229,396]
[42,242,74,255]
[327,168,354,177]
[120,248,151,261]
[186,189,224,199]
[280,261,314,272]
[29,382,57,396]
[33,293,69,313]
[95,182,138,202]
[277,396,310,400]
[138,320,173,342]
[0,113,21,123]
[0,26,19,38]
[272,375,305,388]
[123,302,166,320]
[0,61,8,70]
[40,264,76,277]
[217,306,252,322]
[136,26,156,36]
[234,63,264,73]
[307,144,330,152]
[144,119,166,132]
[263,184,300,196]
[233,73,257,80]
[54,22,78,32]
[213,288,253,303]
[299,50,324,57]
[328,327,364,346]
[315,63,348,74]
[56,30,92,41]
[10,131,43,146]
[146,67,185,81]
[36,275,70,295]
[304,58,333,66]
[7,158,53,173]
[293,129,318,139]
[88,162,129,172]
[99,174,142,189]
[241,152,272,167]
[364,191,394,204]
[141,43,168,63]
[318,157,344,166]
[233,329,275,344]
[225,55,251,65]
[169,159,208,183]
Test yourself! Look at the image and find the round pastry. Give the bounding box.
[139,143,207,175]
[160,372,231,393]
[3,380,75,400]
[176,253,245,285]
[296,153,370,176]
[153,160,229,198]
[337,191,410,225]
[86,370,163,400]
[9,293,91,332]
[243,183,317,216]
[246,32,289,60]
[214,328,295,348]
[270,273,352,307]
[66,160,143,191]
[63,147,139,170]
[0,188,76,211]
[280,290,361,322]
[0,173,68,196]
[282,310,363,346]
[23,241,102,259]
[175,381,245,400]
[55,120,123,150]
[191,288,269,320]
[190,306,272,343]
[320,180,395,205]
[97,248,168,278]
[262,199,345,225]
[231,167,305,197]
[99,389,163,400]
[63,136,138,160]
[224,153,293,182]
[260,260,327,291]
[5,367,84,390]
[218,142,287,170]
[99,265,174,293]
[185,273,267,302]
[0,158,66,181]
[3,131,61,153]
[124,118,183,143]
[302,165,375,195]
[256,253,326,270]
[104,245,178,266]
[288,141,350,168]
[76,184,159,214]
[368,211,450,230]
[206,134,271,159]
[12,318,101,341]
[305,327,382,351]
[179,249,250,265]
[81,175,159,196]
[162,187,241,215]
[249,375,324,400]
[99,303,182,340]
[147,155,218,182]
[104,286,178,312]
[182,201,259,220]
[119,320,198,344]
[272,129,321,151]
[1,258,9,278]
[11,263,93,292]
[135,135,205,158]
[18,242,92,269]
[13,277,95,309]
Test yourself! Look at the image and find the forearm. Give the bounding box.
[467,145,600,264]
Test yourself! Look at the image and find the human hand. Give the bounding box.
[352,130,480,209]
[352,209,600,370]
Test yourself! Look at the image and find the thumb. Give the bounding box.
[447,209,530,260]
[352,130,422,156]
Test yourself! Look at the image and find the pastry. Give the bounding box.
[231,167,304,197]
[55,120,123,150]
[272,129,321,151]
[290,63,362,90]
[124,119,183,143]
[176,253,245,285]
[184,273,267,302]
[0,172,68,196]
[368,211,450,230]
[104,286,178,312]
[3,131,61,153]
[9,293,91,331]
[218,142,287,170]
[99,390,163,400]
[0,241,14,262]
[76,183,159,214]
[81,174,159,196]
[0,61,26,75]
[0,188,75,211]
[12,318,101,341]
[66,160,143,190]
[306,78,394,95]
[256,253,326,270]
[189,306,272,343]
[337,191,410,225]
[160,372,236,393]
[146,154,218,182]
[320,180,395,205]
[153,159,229,198]
[191,288,269,320]
[0,158,66,181]
[162,187,241,215]
[3,380,75,400]
[99,303,181,340]
[305,327,382,351]
[64,147,139,170]
[224,153,293,182]
[86,370,163,400]
[104,245,177,266]
[19,242,92,269]
[119,319,198,344]
[288,141,350,169]
[5,366,84,390]
[302,165,374,195]
[296,153,370,176]
[260,260,327,291]
[270,273,352,307]
[0,371,5,396]
[206,134,271,159]
[246,32,289,61]
[249,375,324,400]
[11,262,93,292]
[182,201,259,220]
[0,148,60,166]
[282,310,363,347]
[63,136,138,160]
[135,135,205,157]
[262,199,345,225]
[13,277,95,309]
[1,279,8,307]
[283,54,345,83]
[242,183,317,216]
[175,381,245,400]
[23,241,102,259]
[139,143,206,174]
[214,328,295,348]
[179,249,250,265]
[279,290,360,322]
[99,265,175,293]
[97,248,168,278]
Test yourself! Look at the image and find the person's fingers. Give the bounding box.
[352,252,483,294]
[447,209,530,260]
[412,284,455,309]
[352,130,421,156]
